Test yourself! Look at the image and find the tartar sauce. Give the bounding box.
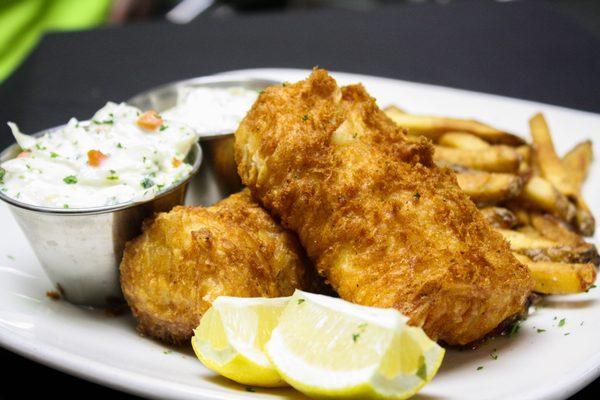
[0,102,199,209]
[163,86,258,136]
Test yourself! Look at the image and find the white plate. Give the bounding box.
[1,68,599,400]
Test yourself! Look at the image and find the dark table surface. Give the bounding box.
[1,0,599,398]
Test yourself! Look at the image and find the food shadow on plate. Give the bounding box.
[435,332,527,373]
[203,375,311,399]
[541,297,598,310]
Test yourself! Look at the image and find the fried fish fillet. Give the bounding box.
[120,189,320,344]
[235,70,533,345]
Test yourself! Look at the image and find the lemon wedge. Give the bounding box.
[265,290,445,399]
[191,296,288,387]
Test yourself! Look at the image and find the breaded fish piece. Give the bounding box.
[235,70,533,345]
[120,189,320,344]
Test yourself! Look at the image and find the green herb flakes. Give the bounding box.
[141,178,155,189]
[63,175,78,184]
[490,349,498,360]
[506,322,520,337]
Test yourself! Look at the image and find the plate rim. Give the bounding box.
[2,67,600,400]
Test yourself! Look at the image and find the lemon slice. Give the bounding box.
[265,290,445,399]
[191,296,288,387]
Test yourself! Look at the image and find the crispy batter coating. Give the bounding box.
[120,189,320,344]
[235,70,533,345]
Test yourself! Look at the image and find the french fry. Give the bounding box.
[384,106,525,145]
[516,145,532,175]
[456,171,523,204]
[498,229,556,250]
[561,140,595,236]
[438,132,490,150]
[434,145,521,173]
[480,207,519,229]
[513,253,596,294]
[529,113,577,197]
[518,176,576,223]
[529,213,585,247]
[573,198,595,237]
[499,229,598,264]
[510,207,530,225]
[562,140,593,192]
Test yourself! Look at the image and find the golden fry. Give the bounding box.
[518,176,576,223]
[480,207,519,229]
[456,171,523,204]
[529,213,584,247]
[573,198,595,237]
[513,253,596,294]
[438,132,490,150]
[434,145,521,173]
[384,106,525,145]
[499,228,598,265]
[562,140,593,191]
[560,140,595,236]
[529,113,577,197]
[516,145,532,175]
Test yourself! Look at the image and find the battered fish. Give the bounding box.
[120,189,320,344]
[235,70,533,345]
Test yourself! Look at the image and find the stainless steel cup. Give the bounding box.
[0,130,202,307]
[127,76,279,206]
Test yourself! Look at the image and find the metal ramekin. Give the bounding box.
[0,127,202,307]
[127,76,279,206]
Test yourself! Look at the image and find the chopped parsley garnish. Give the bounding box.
[6,255,15,261]
[587,284,596,292]
[476,366,484,371]
[246,387,256,393]
[159,125,168,131]
[116,143,124,149]
[506,322,520,337]
[156,184,165,191]
[63,204,69,209]
[416,364,427,380]
[297,299,305,305]
[107,170,119,181]
[302,115,309,121]
[558,318,566,327]
[50,152,59,158]
[35,143,46,150]
[163,350,173,355]
[490,349,498,360]
[141,178,155,189]
[414,192,421,200]
[352,322,368,343]
[537,329,546,333]
[63,175,78,184]
[0,167,5,183]
[92,119,114,125]
[564,332,570,336]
